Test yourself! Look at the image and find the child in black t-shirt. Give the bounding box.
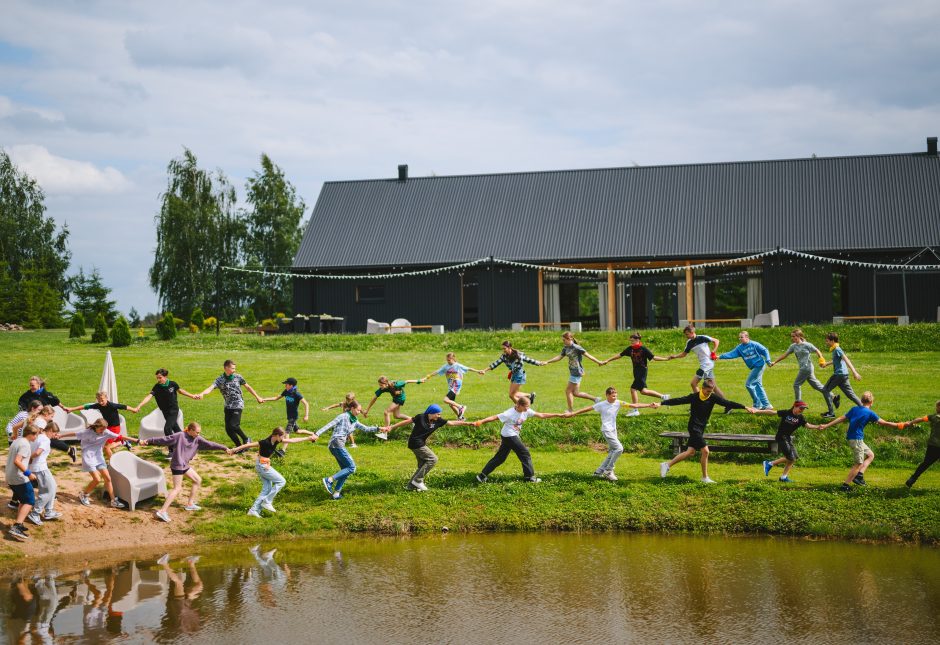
[260,377,310,455]
[600,333,671,416]
[754,401,822,482]
[233,427,315,517]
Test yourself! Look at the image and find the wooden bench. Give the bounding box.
[833,315,909,326]
[679,318,753,328]
[388,324,445,334]
[512,322,583,332]
[659,432,779,456]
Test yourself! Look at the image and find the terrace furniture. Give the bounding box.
[511,322,583,332]
[679,318,753,328]
[107,450,167,511]
[138,408,184,442]
[52,407,87,436]
[659,431,779,456]
[752,309,780,327]
[832,315,909,325]
[367,318,390,334]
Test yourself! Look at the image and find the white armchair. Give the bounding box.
[139,408,183,442]
[107,451,167,511]
[52,406,86,435]
[390,317,412,334]
[366,318,390,334]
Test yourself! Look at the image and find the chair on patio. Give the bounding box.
[107,450,167,511]
[138,408,183,442]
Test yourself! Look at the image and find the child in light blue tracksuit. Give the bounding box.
[313,401,387,499]
[718,331,773,409]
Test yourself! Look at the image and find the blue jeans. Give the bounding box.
[251,462,286,512]
[744,365,771,408]
[329,443,357,492]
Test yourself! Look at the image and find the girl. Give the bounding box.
[770,329,831,410]
[484,340,547,405]
[59,419,140,508]
[322,392,358,447]
[9,404,75,461]
[63,391,140,459]
[901,400,940,488]
[313,400,388,499]
[27,420,60,524]
[233,427,315,517]
[140,421,233,522]
[419,353,486,420]
[364,377,422,428]
[8,400,42,442]
[543,332,603,411]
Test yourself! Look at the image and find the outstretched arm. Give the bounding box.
[243,383,263,403]
[876,418,905,430]
[473,414,500,426]
[543,354,564,365]
[842,354,862,380]
[819,415,847,430]
[387,417,415,432]
[599,353,623,366]
[770,348,792,366]
[583,352,603,366]
[260,394,284,403]
[532,411,566,419]
[363,395,380,417]
[566,405,595,417]
[178,387,199,400]
[135,393,154,410]
[666,351,688,361]
[231,441,260,454]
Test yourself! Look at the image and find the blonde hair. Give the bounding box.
[21,424,39,438]
[342,392,356,410]
[96,390,109,399]
[861,391,874,404]
[88,418,107,431]
[185,421,201,432]
[791,328,805,340]
[40,405,54,417]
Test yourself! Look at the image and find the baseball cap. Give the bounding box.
[793,400,809,409]
[282,377,298,386]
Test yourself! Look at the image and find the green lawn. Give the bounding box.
[3,328,939,543]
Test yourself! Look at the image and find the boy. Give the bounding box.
[133,368,200,450]
[420,353,485,420]
[27,420,61,524]
[567,386,659,480]
[6,424,39,541]
[473,396,565,483]
[658,379,755,483]
[385,404,473,491]
[770,329,831,414]
[900,400,940,488]
[63,391,139,459]
[364,376,423,428]
[718,331,773,410]
[260,377,310,455]
[755,401,822,482]
[197,359,264,447]
[819,391,905,491]
[600,333,670,417]
[820,332,863,417]
[666,325,726,398]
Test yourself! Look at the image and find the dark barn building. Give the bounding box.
[293,140,940,332]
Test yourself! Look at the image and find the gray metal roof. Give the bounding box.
[293,152,940,269]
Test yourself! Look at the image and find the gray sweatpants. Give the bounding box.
[596,434,624,474]
[793,368,830,405]
[410,446,438,484]
[32,469,57,514]
[822,373,862,414]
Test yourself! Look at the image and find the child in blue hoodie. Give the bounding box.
[718,331,773,409]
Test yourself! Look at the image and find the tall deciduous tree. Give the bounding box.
[70,267,119,325]
[242,154,306,317]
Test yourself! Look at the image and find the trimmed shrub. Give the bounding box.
[110,315,132,347]
[261,318,277,330]
[173,317,185,329]
[191,307,205,330]
[274,312,286,319]
[189,323,199,333]
[90,313,109,343]
[203,316,217,330]
[68,312,86,338]
[243,308,257,327]
[156,312,177,340]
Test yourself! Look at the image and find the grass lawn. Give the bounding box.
[3,328,939,543]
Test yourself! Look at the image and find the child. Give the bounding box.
[63,391,139,459]
[233,427,315,517]
[313,400,388,499]
[820,332,863,418]
[902,400,940,488]
[483,340,547,404]
[385,404,473,491]
[770,329,831,412]
[5,424,39,541]
[32,404,76,462]
[600,333,670,416]
[666,325,726,398]
[364,376,422,428]
[260,377,310,455]
[59,419,139,508]
[473,396,565,483]
[420,353,485,420]
[7,400,41,442]
[754,401,822,482]
[197,359,264,447]
[133,368,201,449]
[658,379,755,483]
[718,331,773,410]
[140,421,233,522]
[543,332,603,411]
[27,420,61,524]
[567,386,659,480]
[819,391,905,491]
[322,392,358,447]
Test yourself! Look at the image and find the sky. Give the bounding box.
[1,0,939,316]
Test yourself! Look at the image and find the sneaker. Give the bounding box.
[701,477,716,484]
[322,477,334,494]
[273,448,286,458]
[763,460,773,477]
[457,405,467,420]
[593,470,605,478]
[409,481,428,492]
[157,553,170,565]
[331,492,343,500]
[525,477,542,483]
[833,394,841,409]
[475,473,487,484]
[659,462,670,478]
[186,555,201,564]
[779,476,791,483]
[626,409,640,417]
[79,493,91,506]
[123,440,134,451]
[905,478,915,488]
[67,446,77,463]
[154,510,171,523]
[604,471,618,481]
[26,512,43,526]
[7,500,19,510]
[529,392,536,405]
[43,511,62,521]
[661,394,670,401]
[374,433,388,441]
[184,504,202,511]
[840,483,852,492]
[853,473,866,486]
[260,501,277,513]
[247,509,262,518]
[821,412,836,419]
[110,499,126,509]
[8,525,30,541]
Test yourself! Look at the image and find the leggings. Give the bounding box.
[481,435,535,479]
[49,438,70,454]
[907,445,940,487]
[224,408,248,446]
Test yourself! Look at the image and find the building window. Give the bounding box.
[832,273,848,316]
[356,285,385,304]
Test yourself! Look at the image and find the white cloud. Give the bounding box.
[8,144,132,195]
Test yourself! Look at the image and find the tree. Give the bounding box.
[190,306,204,330]
[70,268,118,325]
[149,149,246,322]
[69,312,86,338]
[156,311,176,340]
[90,313,109,343]
[128,307,141,328]
[242,154,306,316]
[110,315,132,347]
[0,149,71,326]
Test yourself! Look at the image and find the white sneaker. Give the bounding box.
[348,443,358,449]
[184,504,202,511]
[79,492,91,506]
[375,432,388,441]
[593,470,605,478]
[409,481,428,491]
[261,501,277,513]
[661,394,670,401]
[604,471,618,481]
[659,462,670,478]
[26,513,43,526]
[701,477,716,484]
[110,499,126,509]
[42,511,62,521]
[247,509,262,518]
[155,510,171,523]
[156,553,170,565]
[626,409,640,417]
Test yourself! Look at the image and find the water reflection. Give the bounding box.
[1,534,938,644]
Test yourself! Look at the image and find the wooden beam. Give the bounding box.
[537,268,544,325]
[607,263,616,330]
[685,262,694,322]
[551,258,764,270]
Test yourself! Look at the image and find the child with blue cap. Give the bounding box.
[385,403,473,491]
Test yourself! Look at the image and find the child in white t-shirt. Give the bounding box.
[567,386,659,480]
[473,396,565,483]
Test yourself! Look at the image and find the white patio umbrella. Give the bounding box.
[99,350,119,402]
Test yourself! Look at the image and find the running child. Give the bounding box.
[322,392,358,447]
[260,377,310,455]
[140,421,233,522]
[197,359,264,447]
[902,400,940,488]
[484,340,548,405]
[31,404,76,462]
[385,404,473,491]
[8,400,42,442]
[313,400,389,499]
[59,419,140,508]
[820,332,863,418]
[473,395,565,483]
[600,332,670,416]
[26,420,61,525]
[419,353,485,420]
[133,369,200,449]
[666,326,726,398]
[62,391,139,460]
[567,386,660,481]
[658,379,755,483]
[233,427,316,517]
[718,331,773,410]
[543,332,603,411]
[6,424,39,541]
[819,391,905,491]
[9,403,75,461]
[769,329,831,411]
[754,401,823,482]
[364,376,422,428]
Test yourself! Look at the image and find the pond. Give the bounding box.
[2,533,937,643]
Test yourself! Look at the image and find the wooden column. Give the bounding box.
[537,268,544,325]
[685,262,694,322]
[607,263,616,330]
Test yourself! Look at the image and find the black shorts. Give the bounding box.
[687,429,707,450]
[171,468,190,476]
[445,391,457,401]
[777,435,798,461]
[631,369,649,391]
[286,418,298,433]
